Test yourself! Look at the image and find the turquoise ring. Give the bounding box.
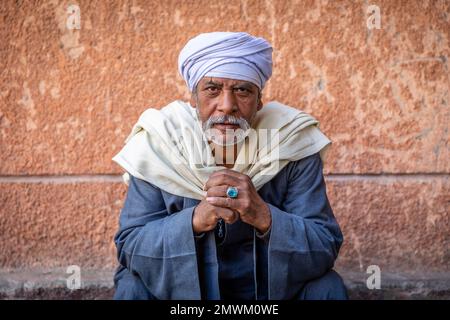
[226,186,238,198]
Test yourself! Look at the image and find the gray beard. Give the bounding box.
[196,108,251,146]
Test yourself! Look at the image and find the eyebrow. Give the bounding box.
[232,83,254,90]
[203,80,223,87]
[202,80,254,90]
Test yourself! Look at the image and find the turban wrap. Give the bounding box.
[178,32,273,92]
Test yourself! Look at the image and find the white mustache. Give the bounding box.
[204,115,249,130]
[202,115,251,146]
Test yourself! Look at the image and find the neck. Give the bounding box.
[209,141,240,168]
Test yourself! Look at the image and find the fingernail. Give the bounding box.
[206,197,214,202]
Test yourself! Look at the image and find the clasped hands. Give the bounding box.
[192,169,271,234]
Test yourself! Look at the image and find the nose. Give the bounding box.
[217,89,237,115]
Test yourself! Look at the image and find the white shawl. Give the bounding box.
[112,100,331,200]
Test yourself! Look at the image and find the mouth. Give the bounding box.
[213,123,240,131]
[205,121,250,146]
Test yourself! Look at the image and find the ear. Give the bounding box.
[256,96,263,111]
[189,93,197,108]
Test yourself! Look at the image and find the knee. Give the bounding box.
[298,270,348,300]
[114,267,157,300]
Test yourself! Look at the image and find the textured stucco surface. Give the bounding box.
[1,0,448,174]
[0,0,449,297]
[329,177,450,273]
[0,179,448,273]
[0,182,125,268]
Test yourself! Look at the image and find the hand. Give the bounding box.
[204,169,271,233]
[192,198,239,234]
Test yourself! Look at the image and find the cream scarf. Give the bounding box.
[112,100,331,200]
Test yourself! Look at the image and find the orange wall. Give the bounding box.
[0,0,448,275]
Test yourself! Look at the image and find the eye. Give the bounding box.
[203,86,221,97]
[234,87,252,96]
[206,86,219,93]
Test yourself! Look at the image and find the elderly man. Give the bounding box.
[112,32,347,300]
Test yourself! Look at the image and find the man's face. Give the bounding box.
[190,77,263,145]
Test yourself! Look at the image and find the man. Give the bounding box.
[112,32,348,300]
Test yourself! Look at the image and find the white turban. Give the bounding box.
[178,32,273,92]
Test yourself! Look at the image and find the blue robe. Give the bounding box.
[113,152,346,300]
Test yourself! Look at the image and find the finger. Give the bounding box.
[204,173,241,191]
[217,208,238,224]
[200,201,221,224]
[206,185,229,197]
[207,186,248,199]
[206,196,239,210]
[211,169,249,181]
[228,210,240,224]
